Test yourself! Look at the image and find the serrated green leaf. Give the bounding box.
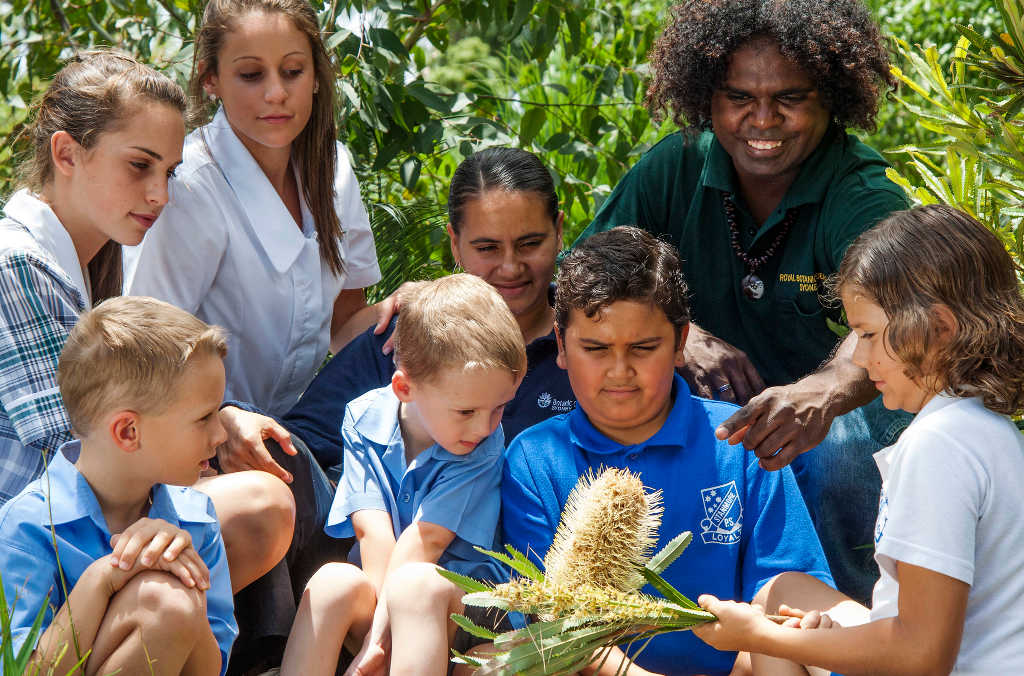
[494,622,624,673]
[462,592,512,610]
[503,544,545,582]
[450,648,486,667]
[451,613,499,640]
[957,23,993,53]
[436,567,491,593]
[471,546,535,581]
[645,531,692,574]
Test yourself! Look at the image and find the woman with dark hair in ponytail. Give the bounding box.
[282,147,577,477]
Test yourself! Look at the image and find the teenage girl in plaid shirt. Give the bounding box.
[0,50,293,600]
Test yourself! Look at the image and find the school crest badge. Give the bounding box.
[700,481,742,545]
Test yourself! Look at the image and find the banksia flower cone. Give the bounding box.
[439,467,714,675]
[543,468,663,593]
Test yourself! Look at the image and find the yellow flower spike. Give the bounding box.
[542,468,664,594]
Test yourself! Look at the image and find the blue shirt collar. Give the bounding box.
[353,386,405,446]
[43,441,216,532]
[352,386,505,473]
[567,373,695,455]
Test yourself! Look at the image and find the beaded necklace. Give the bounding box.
[721,192,796,300]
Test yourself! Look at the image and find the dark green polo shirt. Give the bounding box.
[577,125,908,387]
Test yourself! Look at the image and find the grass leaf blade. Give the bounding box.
[641,568,702,611]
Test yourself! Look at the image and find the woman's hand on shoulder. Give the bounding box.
[372,284,408,335]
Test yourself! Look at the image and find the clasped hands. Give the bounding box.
[105,517,210,594]
[693,597,836,654]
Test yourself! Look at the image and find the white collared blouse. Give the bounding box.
[125,110,381,416]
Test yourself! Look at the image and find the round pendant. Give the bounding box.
[742,273,764,300]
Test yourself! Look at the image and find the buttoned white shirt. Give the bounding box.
[125,110,380,416]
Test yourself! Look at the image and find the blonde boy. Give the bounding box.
[280,274,526,676]
[0,297,237,676]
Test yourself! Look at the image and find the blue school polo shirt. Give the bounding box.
[282,314,575,474]
[325,386,506,582]
[502,374,833,676]
[0,442,237,675]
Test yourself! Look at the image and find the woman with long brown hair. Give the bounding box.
[126,0,380,421]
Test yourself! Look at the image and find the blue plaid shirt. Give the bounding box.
[0,191,89,505]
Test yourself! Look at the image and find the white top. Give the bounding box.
[870,394,1024,674]
[2,190,90,306]
[125,110,381,416]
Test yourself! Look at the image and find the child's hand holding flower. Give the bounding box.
[692,596,778,653]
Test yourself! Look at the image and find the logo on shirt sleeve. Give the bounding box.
[700,481,742,545]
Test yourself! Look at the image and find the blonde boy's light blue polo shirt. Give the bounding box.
[0,441,238,675]
[326,386,505,582]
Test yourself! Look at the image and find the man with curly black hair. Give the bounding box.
[575,0,911,606]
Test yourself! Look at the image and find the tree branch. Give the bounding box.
[475,94,638,109]
[402,0,449,51]
[154,0,192,34]
[48,0,72,40]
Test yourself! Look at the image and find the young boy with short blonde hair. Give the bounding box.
[280,273,526,676]
[0,296,237,676]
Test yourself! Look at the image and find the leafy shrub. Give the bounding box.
[883,0,1024,270]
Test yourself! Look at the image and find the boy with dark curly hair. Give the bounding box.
[503,227,832,676]
[575,0,911,604]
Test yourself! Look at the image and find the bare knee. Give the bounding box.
[754,572,802,611]
[217,471,296,567]
[754,571,842,615]
[117,571,208,639]
[304,562,375,612]
[384,562,457,613]
[233,471,295,546]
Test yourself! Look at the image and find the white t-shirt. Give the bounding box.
[125,110,381,416]
[870,394,1024,674]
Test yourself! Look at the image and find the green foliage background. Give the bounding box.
[0,0,671,300]
[865,0,1000,156]
[0,0,1019,298]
